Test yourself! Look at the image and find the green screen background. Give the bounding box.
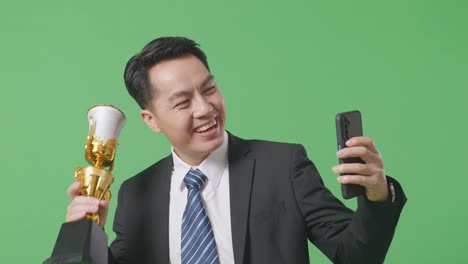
[1,0,466,263]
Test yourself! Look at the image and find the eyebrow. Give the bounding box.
[169,90,191,101]
[200,74,215,88]
[168,74,215,101]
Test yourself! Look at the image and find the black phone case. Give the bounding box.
[335,110,365,199]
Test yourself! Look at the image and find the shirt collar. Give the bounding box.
[171,131,228,192]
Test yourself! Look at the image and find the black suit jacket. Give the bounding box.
[109,133,406,264]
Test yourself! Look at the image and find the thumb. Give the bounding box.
[67,181,81,199]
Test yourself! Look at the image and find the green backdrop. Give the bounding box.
[1,0,466,263]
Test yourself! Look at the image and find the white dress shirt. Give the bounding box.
[169,131,234,264]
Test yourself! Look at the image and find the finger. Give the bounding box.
[332,163,374,176]
[67,181,81,199]
[67,197,100,216]
[71,196,101,206]
[337,146,382,165]
[68,203,100,215]
[346,136,379,154]
[99,200,109,211]
[66,201,99,222]
[337,174,376,188]
[66,211,87,222]
[97,200,109,228]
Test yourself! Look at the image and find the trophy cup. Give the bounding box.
[44,105,126,264]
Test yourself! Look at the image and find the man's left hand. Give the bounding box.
[332,136,389,202]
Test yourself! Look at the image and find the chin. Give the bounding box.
[208,136,224,150]
[204,135,224,152]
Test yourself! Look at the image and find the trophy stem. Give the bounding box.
[95,155,104,168]
[87,213,100,225]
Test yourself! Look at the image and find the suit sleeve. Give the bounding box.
[108,183,128,264]
[290,144,407,264]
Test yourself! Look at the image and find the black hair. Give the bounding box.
[124,37,210,109]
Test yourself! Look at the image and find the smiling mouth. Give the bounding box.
[194,119,217,133]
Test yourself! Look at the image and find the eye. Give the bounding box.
[204,85,216,94]
[175,100,189,109]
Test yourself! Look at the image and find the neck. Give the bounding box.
[173,149,209,166]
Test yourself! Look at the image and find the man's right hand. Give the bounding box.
[66,182,109,228]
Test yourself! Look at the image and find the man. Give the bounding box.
[66,37,406,264]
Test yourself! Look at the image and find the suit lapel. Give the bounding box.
[228,133,255,264]
[143,155,173,263]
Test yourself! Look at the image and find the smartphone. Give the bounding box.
[335,110,365,199]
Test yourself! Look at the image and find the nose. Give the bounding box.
[193,95,213,118]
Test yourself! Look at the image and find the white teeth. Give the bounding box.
[196,119,217,133]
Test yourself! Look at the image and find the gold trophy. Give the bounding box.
[75,105,126,224]
[45,105,126,264]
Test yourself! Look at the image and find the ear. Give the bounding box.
[140,109,161,133]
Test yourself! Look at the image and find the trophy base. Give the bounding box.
[44,219,108,264]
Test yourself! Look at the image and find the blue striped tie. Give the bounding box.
[181,169,219,264]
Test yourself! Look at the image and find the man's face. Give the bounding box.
[141,55,226,165]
